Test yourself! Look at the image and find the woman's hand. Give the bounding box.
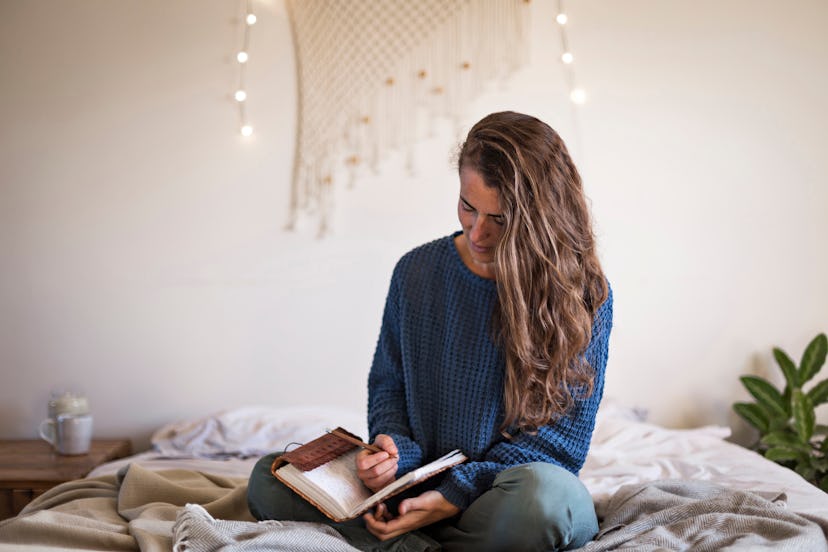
[356,434,399,492]
[364,490,460,541]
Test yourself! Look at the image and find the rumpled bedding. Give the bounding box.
[170,481,828,552]
[4,403,828,551]
[4,465,826,551]
[574,480,828,551]
[0,464,252,552]
[0,464,438,552]
[150,405,368,459]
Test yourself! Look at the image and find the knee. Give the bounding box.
[246,452,282,520]
[493,462,598,550]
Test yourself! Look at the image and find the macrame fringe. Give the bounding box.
[285,0,530,236]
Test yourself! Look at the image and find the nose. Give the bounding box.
[469,215,490,243]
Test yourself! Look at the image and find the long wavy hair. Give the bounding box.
[458,111,609,433]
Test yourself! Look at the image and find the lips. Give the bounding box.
[468,241,491,254]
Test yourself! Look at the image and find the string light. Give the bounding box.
[555,0,584,105]
[236,0,255,137]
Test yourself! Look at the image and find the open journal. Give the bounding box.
[270,427,467,522]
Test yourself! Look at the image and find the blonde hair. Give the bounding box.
[458,111,609,433]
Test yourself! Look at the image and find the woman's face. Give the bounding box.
[458,166,506,271]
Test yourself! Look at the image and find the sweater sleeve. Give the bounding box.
[436,287,613,509]
[367,265,424,475]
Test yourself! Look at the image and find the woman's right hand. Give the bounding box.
[356,434,399,492]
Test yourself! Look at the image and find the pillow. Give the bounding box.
[151,405,368,459]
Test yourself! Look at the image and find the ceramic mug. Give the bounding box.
[39,413,93,455]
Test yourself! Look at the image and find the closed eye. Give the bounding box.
[460,196,505,225]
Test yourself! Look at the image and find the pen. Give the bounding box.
[326,427,390,456]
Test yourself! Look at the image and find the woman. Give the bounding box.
[249,111,612,552]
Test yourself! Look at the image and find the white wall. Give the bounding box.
[1,0,826,451]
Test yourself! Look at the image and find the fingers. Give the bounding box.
[373,434,399,457]
[363,499,430,541]
[364,509,408,541]
[400,491,460,517]
[355,449,390,471]
[374,502,392,521]
[355,435,397,471]
[357,459,397,491]
[397,497,417,516]
[363,504,388,537]
[356,450,396,478]
[365,492,461,541]
[355,435,399,491]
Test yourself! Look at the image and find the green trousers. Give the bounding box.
[247,453,598,552]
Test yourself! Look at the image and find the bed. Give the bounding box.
[1,401,827,551]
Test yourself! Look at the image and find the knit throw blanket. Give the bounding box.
[172,480,828,551]
[172,503,442,552]
[574,479,828,551]
[172,504,359,552]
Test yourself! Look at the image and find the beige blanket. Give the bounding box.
[0,465,254,551]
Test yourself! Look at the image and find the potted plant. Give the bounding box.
[733,333,828,490]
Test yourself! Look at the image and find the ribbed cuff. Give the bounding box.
[435,477,474,510]
[387,433,423,476]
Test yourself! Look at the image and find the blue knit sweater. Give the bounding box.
[367,232,613,510]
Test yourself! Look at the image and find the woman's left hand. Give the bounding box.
[363,490,460,541]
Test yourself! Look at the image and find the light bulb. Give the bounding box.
[241,125,253,137]
[561,52,574,64]
[246,13,257,25]
[556,13,568,25]
[570,88,587,104]
[237,51,248,63]
[235,90,247,102]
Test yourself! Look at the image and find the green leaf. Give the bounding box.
[792,389,815,443]
[800,334,828,385]
[740,376,787,418]
[734,402,769,432]
[765,446,802,462]
[819,476,828,493]
[783,386,793,416]
[774,347,800,393]
[767,416,790,432]
[774,347,800,389]
[762,430,806,448]
[808,380,828,407]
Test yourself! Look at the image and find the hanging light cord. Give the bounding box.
[555,0,585,105]
[236,0,256,137]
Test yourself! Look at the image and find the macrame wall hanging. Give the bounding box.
[284,0,531,236]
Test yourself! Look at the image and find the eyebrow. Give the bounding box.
[460,195,504,219]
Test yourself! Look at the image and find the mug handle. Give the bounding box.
[39,419,56,446]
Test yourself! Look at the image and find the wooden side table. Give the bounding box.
[0,439,132,520]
